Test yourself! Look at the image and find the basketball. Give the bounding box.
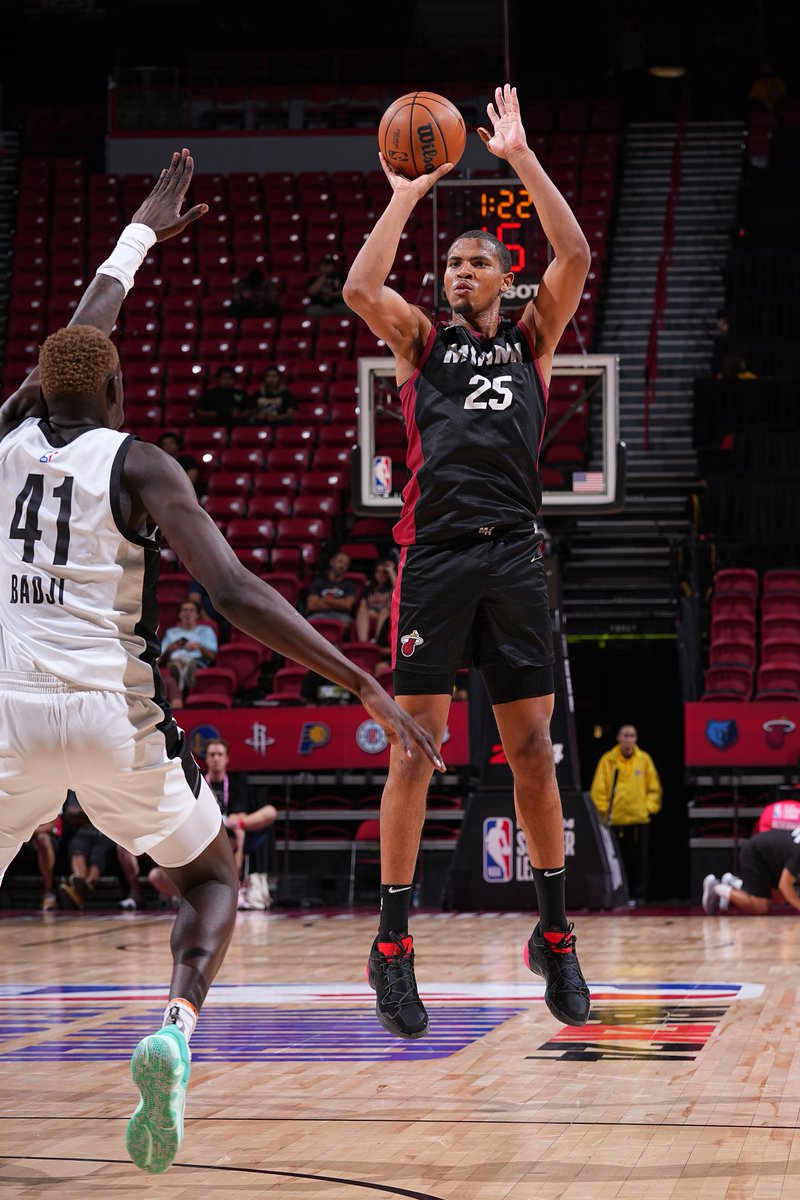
[378,91,466,180]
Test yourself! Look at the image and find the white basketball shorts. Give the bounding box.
[0,671,222,882]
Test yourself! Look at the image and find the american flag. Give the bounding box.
[572,471,604,493]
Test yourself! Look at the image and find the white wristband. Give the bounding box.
[96,223,158,296]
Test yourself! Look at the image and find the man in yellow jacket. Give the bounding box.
[590,725,662,905]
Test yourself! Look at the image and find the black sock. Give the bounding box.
[531,865,568,932]
[378,884,413,938]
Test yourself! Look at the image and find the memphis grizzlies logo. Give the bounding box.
[706,720,738,750]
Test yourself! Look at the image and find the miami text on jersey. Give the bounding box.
[442,338,524,367]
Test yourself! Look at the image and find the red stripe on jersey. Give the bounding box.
[516,319,549,467]
[516,320,549,402]
[390,546,408,670]
[393,367,426,546]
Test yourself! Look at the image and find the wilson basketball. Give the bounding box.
[378,91,466,180]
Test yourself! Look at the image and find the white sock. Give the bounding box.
[163,997,198,1042]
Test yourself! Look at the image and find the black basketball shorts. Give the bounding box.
[738,839,775,900]
[391,530,554,700]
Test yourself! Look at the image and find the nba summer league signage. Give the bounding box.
[445,788,626,911]
[447,631,626,910]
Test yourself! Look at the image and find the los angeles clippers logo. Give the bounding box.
[400,630,424,657]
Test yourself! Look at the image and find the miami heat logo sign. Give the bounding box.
[763,717,796,750]
[400,630,424,657]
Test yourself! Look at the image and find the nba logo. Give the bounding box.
[373,454,392,496]
[483,817,513,882]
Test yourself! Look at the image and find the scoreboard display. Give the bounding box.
[433,178,547,309]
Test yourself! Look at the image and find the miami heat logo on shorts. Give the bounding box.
[400,630,424,657]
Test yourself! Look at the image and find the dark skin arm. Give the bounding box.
[0,149,208,439]
[777,868,800,912]
[121,444,445,769]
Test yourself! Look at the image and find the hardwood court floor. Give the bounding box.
[0,907,799,1199]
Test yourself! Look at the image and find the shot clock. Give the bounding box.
[432,178,547,309]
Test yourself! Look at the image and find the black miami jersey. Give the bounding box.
[393,318,548,546]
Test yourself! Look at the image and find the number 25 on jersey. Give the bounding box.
[464,374,513,411]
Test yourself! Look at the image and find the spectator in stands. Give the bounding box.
[58,791,115,911]
[193,366,249,428]
[247,367,298,427]
[150,739,276,910]
[146,863,181,909]
[30,817,61,912]
[710,309,734,378]
[590,725,663,905]
[755,795,800,833]
[300,668,354,704]
[716,352,757,381]
[228,266,280,320]
[187,577,230,644]
[748,60,787,112]
[453,670,470,702]
[159,598,218,693]
[703,828,800,914]
[159,666,183,709]
[306,252,349,316]
[354,559,396,643]
[373,615,393,685]
[157,431,201,493]
[305,549,359,628]
[115,844,146,911]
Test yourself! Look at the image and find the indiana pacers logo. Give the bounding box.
[400,630,424,658]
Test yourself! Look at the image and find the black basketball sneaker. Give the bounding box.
[367,932,429,1039]
[524,922,591,1026]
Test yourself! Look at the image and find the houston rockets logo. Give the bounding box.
[400,630,424,657]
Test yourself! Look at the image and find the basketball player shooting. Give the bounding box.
[343,84,592,1039]
[0,150,444,1173]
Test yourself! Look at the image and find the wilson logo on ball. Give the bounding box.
[416,122,438,170]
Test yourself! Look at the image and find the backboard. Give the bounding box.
[352,352,625,517]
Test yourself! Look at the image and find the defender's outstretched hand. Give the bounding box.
[477,84,529,160]
[378,152,452,200]
[359,677,446,771]
[131,149,208,242]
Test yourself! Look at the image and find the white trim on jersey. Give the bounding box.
[0,419,161,694]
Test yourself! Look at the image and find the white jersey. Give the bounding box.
[0,418,162,695]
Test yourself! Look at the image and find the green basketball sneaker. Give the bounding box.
[126,1025,191,1173]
